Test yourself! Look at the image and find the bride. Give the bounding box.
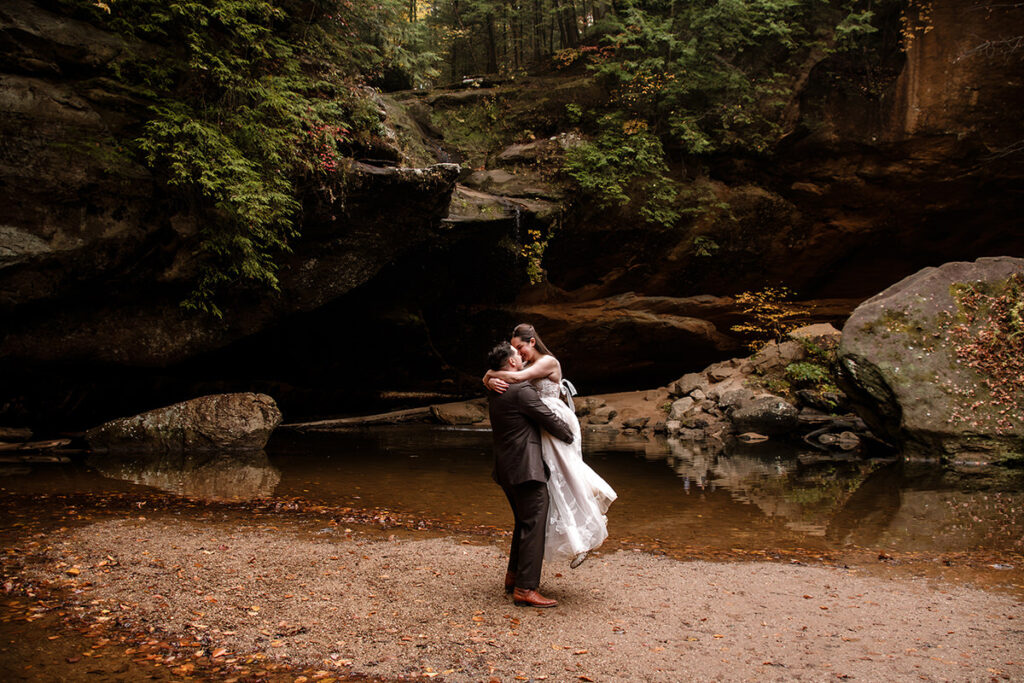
[484,323,617,568]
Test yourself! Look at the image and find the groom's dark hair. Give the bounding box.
[488,342,516,371]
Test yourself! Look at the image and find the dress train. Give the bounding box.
[535,379,617,565]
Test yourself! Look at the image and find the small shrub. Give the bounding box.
[519,227,549,285]
[731,286,808,351]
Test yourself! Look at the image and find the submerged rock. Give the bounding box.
[86,393,282,453]
[838,257,1024,462]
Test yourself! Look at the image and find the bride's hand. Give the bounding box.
[486,376,510,393]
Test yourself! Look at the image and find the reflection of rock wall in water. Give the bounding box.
[664,438,886,537]
[665,438,820,532]
[89,452,281,501]
[858,490,1024,554]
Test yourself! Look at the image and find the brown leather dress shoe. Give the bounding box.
[504,571,516,594]
[512,587,557,608]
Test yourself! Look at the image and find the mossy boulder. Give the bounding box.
[838,257,1024,463]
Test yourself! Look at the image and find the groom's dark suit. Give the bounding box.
[488,381,574,591]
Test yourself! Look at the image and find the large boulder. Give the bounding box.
[86,393,282,453]
[729,396,800,436]
[838,257,1024,462]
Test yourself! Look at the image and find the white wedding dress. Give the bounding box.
[534,377,617,565]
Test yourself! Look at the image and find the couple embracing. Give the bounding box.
[484,324,617,608]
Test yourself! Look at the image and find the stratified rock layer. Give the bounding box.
[838,257,1024,462]
[86,393,282,453]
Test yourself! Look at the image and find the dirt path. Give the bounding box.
[24,517,1024,682]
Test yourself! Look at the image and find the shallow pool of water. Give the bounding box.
[2,426,1021,559]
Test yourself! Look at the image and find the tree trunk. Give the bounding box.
[486,12,499,73]
[532,0,542,61]
[554,0,568,48]
[564,0,580,46]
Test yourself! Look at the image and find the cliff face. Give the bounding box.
[1,0,1022,429]
[545,0,1024,300]
[0,1,460,427]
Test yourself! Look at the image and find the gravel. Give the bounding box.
[35,517,1024,681]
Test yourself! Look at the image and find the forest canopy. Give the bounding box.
[75,0,889,312]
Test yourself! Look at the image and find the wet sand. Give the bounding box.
[15,514,1024,682]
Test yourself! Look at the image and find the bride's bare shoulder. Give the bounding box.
[543,355,563,380]
[536,354,561,371]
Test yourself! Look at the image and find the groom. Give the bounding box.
[486,341,574,608]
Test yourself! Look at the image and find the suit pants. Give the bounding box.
[502,480,549,590]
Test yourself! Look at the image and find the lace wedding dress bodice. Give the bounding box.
[534,377,563,400]
[531,375,617,565]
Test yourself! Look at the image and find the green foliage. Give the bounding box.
[68,0,433,316]
[833,4,879,52]
[587,0,879,155]
[786,336,841,397]
[562,113,680,226]
[785,361,830,385]
[429,97,507,168]
[693,235,720,257]
[564,103,583,125]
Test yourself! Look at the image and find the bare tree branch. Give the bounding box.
[967,2,1024,10]
[955,35,1024,61]
[984,139,1024,160]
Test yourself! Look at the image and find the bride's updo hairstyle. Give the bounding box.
[511,323,552,356]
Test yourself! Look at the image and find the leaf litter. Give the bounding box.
[4,514,1022,682]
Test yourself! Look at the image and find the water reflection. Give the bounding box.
[2,426,1020,558]
[87,451,281,501]
[664,438,879,537]
[263,427,1023,557]
[655,436,1024,554]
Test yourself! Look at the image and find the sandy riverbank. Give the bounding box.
[22,515,1024,682]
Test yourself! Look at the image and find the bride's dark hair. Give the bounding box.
[511,323,552,356]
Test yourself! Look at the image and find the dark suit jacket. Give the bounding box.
[488,381,574,487]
